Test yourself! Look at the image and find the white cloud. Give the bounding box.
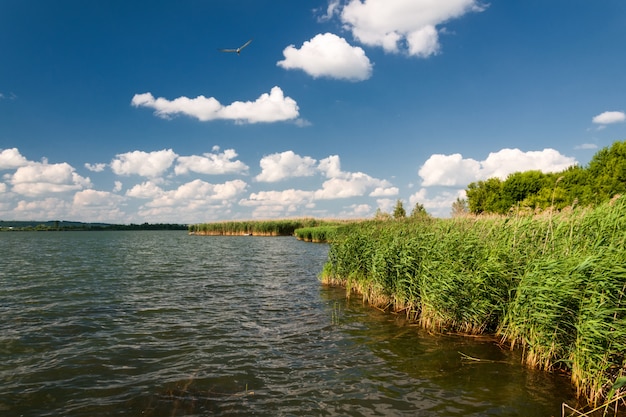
[409,187,466,216]
[126,181,163,199]
[255,151,318,182]
[14,198,71,220]
[0,148,29,170]
[132,86,299,123]
[480,148,576,179]
[85,162,106,172]
[277,33,373,81]
[239,153,396,215]
[370,186,399,197]
[146,179,248,208]
[175,148,249,176]
[339,203,372,218]
[419,153,480,187]
[242,189,314,207]
[419,148,577,187]
[113,181,123,192]
[315,172,393,199]
[317,0,341,21]
[592,111,626,125]
[376,198,396,213]
[318,155,342,178]
[8,162,92,197]
[339,0,485,57]
[110,149,178,178]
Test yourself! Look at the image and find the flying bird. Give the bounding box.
[218,39,253,55]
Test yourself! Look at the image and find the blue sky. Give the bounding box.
[1,1,625,223]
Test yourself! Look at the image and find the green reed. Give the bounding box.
[189,218,329,236]
[320,196,626,408]
[293,226,341,242]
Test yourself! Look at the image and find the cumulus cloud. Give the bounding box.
[110,149,178,178]
[131,86,299,123]
[239,152,396,216]
[145,179,248,208]
[409,187,466,216]
[255,151,318,182]
[592,111,626,125]
[339,0,485,57]
[418,153,480,187]
[315,172,394,199]
[0,148,29,170]
[175,148,249,176]
[277,33,373,81]
[419,148,577,187]
[8,162,92,197]
[126,181,163,199]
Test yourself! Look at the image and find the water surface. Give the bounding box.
[0,231,578,416]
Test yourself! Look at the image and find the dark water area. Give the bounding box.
[0,231,579,416]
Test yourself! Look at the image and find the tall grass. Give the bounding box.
[320,196,626,409]
[293,225,340,242]
[189,218,328,236]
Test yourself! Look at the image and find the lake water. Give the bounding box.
[0,231,579,416]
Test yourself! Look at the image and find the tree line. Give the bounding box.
[464,140,626,215]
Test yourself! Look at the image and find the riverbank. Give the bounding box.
[320,196,626,412]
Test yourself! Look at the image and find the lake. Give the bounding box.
[0,231,579,416]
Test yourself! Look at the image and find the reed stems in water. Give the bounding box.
[320,196,626,410]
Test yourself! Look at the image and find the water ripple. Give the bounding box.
[0,232,578,416]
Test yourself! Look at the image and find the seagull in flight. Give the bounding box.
[218,39,253,55]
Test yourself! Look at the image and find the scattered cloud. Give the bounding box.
[0,144,581,222]
[277,33,373,81]
[175,148,249,176]
[255,151,317,182]
[131,86,299,123]
[316,0,341,22]
[409,187,466,217]
[85,162,106,172]
[592,111,626,125]
[338,0,486,57]
[240,152,396,217]
[110,149,178,178]
[7,162,92,197]
[0,148,29,170]
[419,148,577,187]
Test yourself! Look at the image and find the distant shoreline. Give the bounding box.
[0,220,188,232]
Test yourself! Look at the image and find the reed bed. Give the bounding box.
[189,218,329,236]
[320,196,626,410]
[293,225,341,242]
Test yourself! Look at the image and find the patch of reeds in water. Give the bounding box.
[189,218,333,236]
[320,196,626,410]
[294,225,340,242]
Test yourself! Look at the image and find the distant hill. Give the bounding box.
[0,220,188,231]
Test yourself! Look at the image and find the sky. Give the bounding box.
[1,0,626,224]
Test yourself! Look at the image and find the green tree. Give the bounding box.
[501,170,547,208]
[466,177,505,214]
[393,199,406,219]
[374,208,391,221]
[587,141,626,202]
[450,197,468,217]
[410,201,429,218]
